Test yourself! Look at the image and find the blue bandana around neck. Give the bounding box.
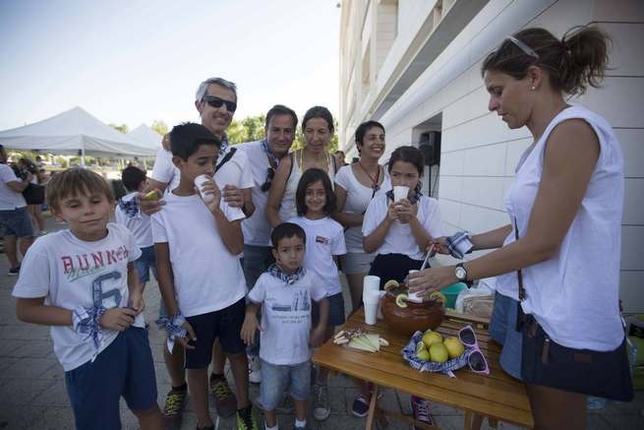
[386,188,423,205]
[218,134,230,158]
[267,263,305,285]
[261,138,281,168]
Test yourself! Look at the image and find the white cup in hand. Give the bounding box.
[195,174,215,203]
[393,186,409,202]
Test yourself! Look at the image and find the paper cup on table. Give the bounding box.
[363,275,380,299]
[393,185,409,202]
[363,290,381,325]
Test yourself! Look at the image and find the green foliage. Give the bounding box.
[109,123,129,134]
[151,120,168,136]
[227,114,266,144]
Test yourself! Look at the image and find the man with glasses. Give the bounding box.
[145,77,255,430]
[236,104,298,385]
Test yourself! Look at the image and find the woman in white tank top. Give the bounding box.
[266,106,337,226]
[407,27,631,429]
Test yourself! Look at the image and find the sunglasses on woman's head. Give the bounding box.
[202,95,237,113]
[260,167,275,192]
[458,325,490,374]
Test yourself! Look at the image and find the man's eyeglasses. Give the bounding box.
[202,95,237,113]
[260,167,275,192]
[458,325,490,374]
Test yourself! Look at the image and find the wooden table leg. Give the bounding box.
[365,384,379,430]
[464,411,484,430]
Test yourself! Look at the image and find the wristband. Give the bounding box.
[155,310,188,353]
[72,305,107,360]
[446,231,474,259]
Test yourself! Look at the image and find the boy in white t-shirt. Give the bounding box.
[12,168,162,430]
[241,222,329,430]
[152,122,257,430]
[115,165,157,291]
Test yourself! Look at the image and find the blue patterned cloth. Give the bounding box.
[386,188,423,205]
[402,330,471,378]
[445,231,473,259]
[72,305,108,360]
[261,138,281,167]
[117,198,140,219]
[267,263,305,285]
[218,134,230,158]
[155,311,188,352]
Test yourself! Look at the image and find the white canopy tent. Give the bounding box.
[0,107,157,165]
[127,124,163,151]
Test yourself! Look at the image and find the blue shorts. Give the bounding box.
[64,327,157,430]
[488,291,523,380]
[260,359,310,410]
[134,245,156,284]
[184,298,246,369]
[0,207,35,237]
[312,292,345,328]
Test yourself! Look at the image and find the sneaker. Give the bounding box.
[294,421,308,430]
[210,376,237,417]
[162,387,188,430]
[39,230,47,235]
[351,393,370,418]
[7,266,20,276]
[409,395,436,430]
[248,355,261,384]
[312,383,330,421]
[236,406,258,430]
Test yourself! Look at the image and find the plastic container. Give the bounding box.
[440,283,467,309]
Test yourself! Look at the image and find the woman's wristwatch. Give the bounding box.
[455,263,473,288]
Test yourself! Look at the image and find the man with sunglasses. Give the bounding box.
[236,104,298,385]
[144,77,255,429]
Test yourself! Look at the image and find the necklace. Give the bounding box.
[358,161,380,191]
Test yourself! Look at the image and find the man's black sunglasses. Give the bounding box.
[260,167,275,192]
[202,95,237,113]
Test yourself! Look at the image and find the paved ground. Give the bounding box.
[0,216,642,429]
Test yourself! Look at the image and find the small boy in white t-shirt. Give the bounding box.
[115,165,157,291]
[241,222,329,430]
[152,122,257,430]
[12,168,162,430]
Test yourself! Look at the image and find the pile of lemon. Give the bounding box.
[415,329,465,363]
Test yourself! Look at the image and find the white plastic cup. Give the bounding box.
[363,275,380,299]
[407,270,423,303]
[393,185,409,202]
[363,290,380,325]
[195,174,215,203]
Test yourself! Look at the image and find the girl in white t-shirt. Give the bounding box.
[288,168,346,422]
[363,146,443,288]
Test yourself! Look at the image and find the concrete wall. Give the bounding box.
[339,0,644,312]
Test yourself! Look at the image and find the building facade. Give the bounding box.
[339,0,644,312]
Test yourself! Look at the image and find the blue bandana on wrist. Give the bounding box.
[267,263,305,285]
[386,188,423,205]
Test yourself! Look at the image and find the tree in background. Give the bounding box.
[227,114,266,144]
[108,123,129,134]
[151,120,168,136]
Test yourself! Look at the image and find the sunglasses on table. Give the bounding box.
[202,95,237,112]
[458,325,490,375]
[260,167,275,192]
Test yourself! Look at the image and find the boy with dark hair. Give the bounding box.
[153,122,257,430]
[241,222,329,430]
[115,165,157,291]
[13,167,162,430]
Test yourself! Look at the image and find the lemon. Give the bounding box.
[427,291,447,304]
[143,190,160,201]
[422,330,442,348]
[415,341,427,354]
[384,279,400,291]
[443,336,465,359]
[416,350,430,362]
[429,342,449,363]
[395,293,408,308]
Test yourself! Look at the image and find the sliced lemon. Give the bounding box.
[415,341,427,354]
[384,279,400,291]
[395,293,408,308]
[428,291,447,304]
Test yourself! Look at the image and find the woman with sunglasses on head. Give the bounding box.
[266,106,338,227]
[408,26,632,429]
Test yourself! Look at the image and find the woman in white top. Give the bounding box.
[266,106,338,227]
[408,27,632,429]
[334,121,389,313]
